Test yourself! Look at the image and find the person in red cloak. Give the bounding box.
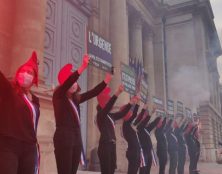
[53,54,112,174]
[0,51,40,174]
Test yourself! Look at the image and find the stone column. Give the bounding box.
[153,19,167,106]
[0,0,15,76]
[10,0,46,80]
[143,30,155,100]
[110,0,129,98]
[110,0,129,172]
[129,14,143,64]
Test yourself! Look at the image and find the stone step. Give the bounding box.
[77,162,222,174]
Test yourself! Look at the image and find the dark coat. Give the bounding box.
[174,123,186,151]
[122,104,141,149]
[53,71,107,146]
[138,116,161,150]
[0,71,40,144]
[155,117,167,152]
[97,95,132,144]
[166,120,178,152]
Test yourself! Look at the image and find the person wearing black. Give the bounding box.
[174,118,187,174]
[96,85,138,174]
[0,51,40,174]
[53,54,112,174]
[137,110,161,174]
[184,122,196,174]
[166,119,178,174]
[155,117,167,174]
[122,101,144,174]
[191,122,201,174]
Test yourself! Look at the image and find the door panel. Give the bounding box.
[44,0,88,152]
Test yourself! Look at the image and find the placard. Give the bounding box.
[140,72,148,103]
[153,96,164,117]
[121,63,136,95]
[167,100,174,116]
[88,30,112,72]
[177,101,184,117]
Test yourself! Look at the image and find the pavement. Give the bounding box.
[77,162,222,174]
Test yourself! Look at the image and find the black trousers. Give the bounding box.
[98,142,116,174]
[54,142,81,174]
[157,149,167,174]
[188,145,195,174]
[0,136,37,174]
[126,148,140,174]
[189,142,200,174]
[168,150,178,174]
[193,141,200,171]
[177,146,186,174]
[187,143,200,174]
[139,148,152,174]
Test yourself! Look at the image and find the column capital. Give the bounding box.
[129,12,143,30]
[143,28,154,40]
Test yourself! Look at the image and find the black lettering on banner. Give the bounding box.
[153,96,165,117]
[121,63,136,95]
[88,30,112,72]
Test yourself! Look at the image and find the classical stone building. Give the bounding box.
[0,0,221,173]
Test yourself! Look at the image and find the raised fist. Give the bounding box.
[118,84,124,93]
[82,54,90,68]
[104,73,113,84]
[130,95,140,104]
[115,84,125,96]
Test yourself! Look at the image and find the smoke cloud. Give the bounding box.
[169,66,210,112]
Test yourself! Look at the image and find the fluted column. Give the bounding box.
[110,0,129,100]
[143,30,155,100]
[0,0,15,76]
[110,0,129,172]
[10,0,46,81]
[129,14,143,64]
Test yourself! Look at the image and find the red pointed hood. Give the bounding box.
[97,87,111,108]
[15,51,38,86]
[122,104,134,121]
[58,64,73,85]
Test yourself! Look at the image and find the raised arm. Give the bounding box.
[55,54,89,97]
[133,103,150,125]
[99,95,118,117]
[179,118,188,132]
[146,117,162,132]
[100,84,124,116]
[79,73,112,103]
[133,108,146,126]
[161,117,167,129]
[137,112,151,130]
[109,95,138,121]
[126,104,139,123]
[164,119,173,133]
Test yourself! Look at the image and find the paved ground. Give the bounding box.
[77,162,222,174]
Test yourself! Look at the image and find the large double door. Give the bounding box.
[44,0,88,151]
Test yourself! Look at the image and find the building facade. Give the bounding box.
[0,0,221,173]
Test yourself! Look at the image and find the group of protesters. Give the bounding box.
[98,96,201,174]
[0,52,201,174]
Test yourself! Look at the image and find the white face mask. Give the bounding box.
[17,72,34,88]
[68,82,78,94]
